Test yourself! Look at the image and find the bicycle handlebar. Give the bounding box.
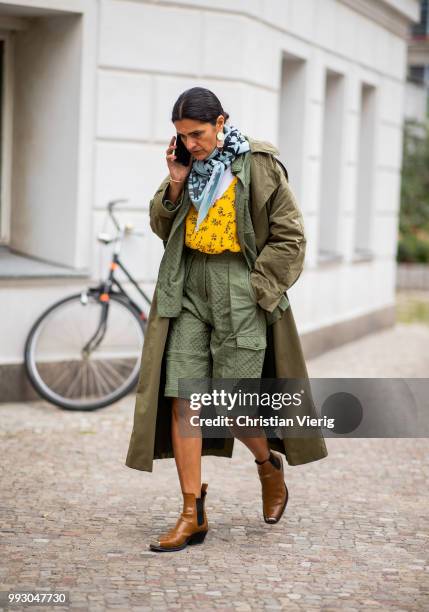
[103,199,144,241]
[107,199,128,230]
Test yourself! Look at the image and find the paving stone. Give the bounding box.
[0,323,428,610]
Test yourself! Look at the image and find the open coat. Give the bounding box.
[126,138,328,472]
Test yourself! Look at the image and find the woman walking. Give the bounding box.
[126,87,327,552]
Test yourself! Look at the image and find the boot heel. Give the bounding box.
[188,530,207,545]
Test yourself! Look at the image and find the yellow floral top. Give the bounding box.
[185,176,241,254]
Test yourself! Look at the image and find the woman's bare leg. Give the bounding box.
[171,398,272,494]
[171,397,202,498]
[235,432,271,462]
[226,413,271,461]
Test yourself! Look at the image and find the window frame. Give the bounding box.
[0,30,14,245]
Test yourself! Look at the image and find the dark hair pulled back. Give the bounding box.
[171,87,230,125]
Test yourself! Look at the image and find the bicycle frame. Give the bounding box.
[81,200,152,353]
[104,253,151,315]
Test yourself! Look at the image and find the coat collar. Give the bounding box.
[230,136,283,215]
[231,136,280,182]
[247,137,280,156]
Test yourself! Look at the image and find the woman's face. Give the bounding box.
[174,116,224,161]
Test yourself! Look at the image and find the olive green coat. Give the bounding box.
[126,138,328,472]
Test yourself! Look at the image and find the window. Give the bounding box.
[318,69,345,262]
[278,53,306,200]
[412,0,429,37]
[0,33,12,246]
[354,83,376,258]
[408,65,425,85]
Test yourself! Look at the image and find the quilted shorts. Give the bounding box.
[164,246,267,399]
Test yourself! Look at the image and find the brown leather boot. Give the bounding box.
[256,451,289,524]
[149,483,208,552]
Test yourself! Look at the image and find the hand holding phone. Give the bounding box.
[166,135,193,184]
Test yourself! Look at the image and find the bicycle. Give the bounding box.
[24,200,152,410]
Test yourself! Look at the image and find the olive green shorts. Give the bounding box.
[164,247,267,399]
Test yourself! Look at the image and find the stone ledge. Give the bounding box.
[0,305,396,403]
[301,304,396,360]
[0,247,90,279]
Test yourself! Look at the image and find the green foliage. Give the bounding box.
[398,119,429,263]
[397,234,429,263]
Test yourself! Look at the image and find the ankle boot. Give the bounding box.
[256,451,289,524]
[149,483,208,552]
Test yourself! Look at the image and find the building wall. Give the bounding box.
[404,79,428,121]
[93,0,411,334]
[0,0,420,366]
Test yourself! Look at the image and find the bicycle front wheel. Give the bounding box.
[24,292,146,410]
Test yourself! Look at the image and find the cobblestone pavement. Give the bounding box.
[1,322,428,611]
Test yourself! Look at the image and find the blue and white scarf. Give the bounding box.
[187,123,250,231]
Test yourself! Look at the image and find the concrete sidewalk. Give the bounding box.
[1,322,428,611]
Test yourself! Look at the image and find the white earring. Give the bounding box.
[216,130,225,148]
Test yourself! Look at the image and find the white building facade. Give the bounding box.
[405,0,429,122]
[0,0,420,399]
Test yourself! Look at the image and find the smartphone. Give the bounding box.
[174,134,191,166]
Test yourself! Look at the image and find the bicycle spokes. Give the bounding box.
[25,293,145,409]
